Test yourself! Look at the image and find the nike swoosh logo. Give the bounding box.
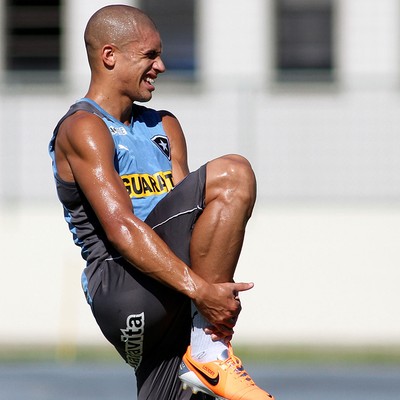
[187,360,220,386]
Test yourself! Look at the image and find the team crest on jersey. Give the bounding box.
[152,135,171,160]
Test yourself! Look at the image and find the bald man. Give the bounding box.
[49,5,274,400]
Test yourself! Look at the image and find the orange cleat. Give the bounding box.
[179,344,275,400]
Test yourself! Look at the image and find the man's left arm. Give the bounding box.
[160,111,189,184]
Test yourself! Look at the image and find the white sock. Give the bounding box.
[190,302,228,362]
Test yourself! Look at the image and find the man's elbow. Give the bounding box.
[105,218,136,255]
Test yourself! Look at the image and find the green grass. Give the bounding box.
[1,343,400,365]
[0,344,121,364]
[235,344,400,365]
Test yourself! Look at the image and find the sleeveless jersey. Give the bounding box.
[48,98,174,304]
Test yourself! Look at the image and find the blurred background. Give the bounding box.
[1,0,400,364]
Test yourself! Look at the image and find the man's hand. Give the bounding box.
[193,281,254,339]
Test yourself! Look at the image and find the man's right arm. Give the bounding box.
[55,113,252,336]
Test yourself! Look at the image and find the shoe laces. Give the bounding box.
[221,354,255,385]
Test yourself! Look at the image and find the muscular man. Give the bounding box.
[49,5,274,400]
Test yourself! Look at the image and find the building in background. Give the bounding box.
[0,0,399,347]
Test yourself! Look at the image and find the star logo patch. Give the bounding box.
[152,135,171,160]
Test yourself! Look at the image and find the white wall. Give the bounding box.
[338,0,400,88]
[1,203,399,346]
[236,203,400,345]
[199,0,269,87]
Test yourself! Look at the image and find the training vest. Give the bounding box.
[48,98,174,304]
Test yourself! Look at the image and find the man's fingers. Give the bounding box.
[232,282,254,300]
[234,282,254,293]
[207,324,234,339]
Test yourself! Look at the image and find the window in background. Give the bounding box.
[275,0,334,82]
[140,0,196,79]
[5,0,62,82]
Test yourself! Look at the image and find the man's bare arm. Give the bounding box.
[160,110,189,183]
[55,113,252,334]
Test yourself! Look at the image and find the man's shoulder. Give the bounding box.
[133,103,164,124]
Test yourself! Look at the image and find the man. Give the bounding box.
[49,5,274,400]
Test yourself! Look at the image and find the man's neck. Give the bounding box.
[85,89,133,124]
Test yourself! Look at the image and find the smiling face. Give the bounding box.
[85,5,166,104]
[116,25,166,103]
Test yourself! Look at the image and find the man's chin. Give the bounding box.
[136,92,153,103]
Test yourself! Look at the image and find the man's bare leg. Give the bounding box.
[189,154,256,361]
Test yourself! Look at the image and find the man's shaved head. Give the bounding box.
[84,5,158,67]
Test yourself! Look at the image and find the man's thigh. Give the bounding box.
[92,165,209,399]
[145,164,206,265]
[92,259,192,398]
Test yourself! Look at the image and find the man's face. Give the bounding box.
[117,26,165,103]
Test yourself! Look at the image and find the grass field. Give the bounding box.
[1,343,400,365]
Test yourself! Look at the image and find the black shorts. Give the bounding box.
[92,165,212,400]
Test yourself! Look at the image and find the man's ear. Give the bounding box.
[102,44,116,68]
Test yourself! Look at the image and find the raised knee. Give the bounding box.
[223,155,255,188]
[206,154,256,211]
